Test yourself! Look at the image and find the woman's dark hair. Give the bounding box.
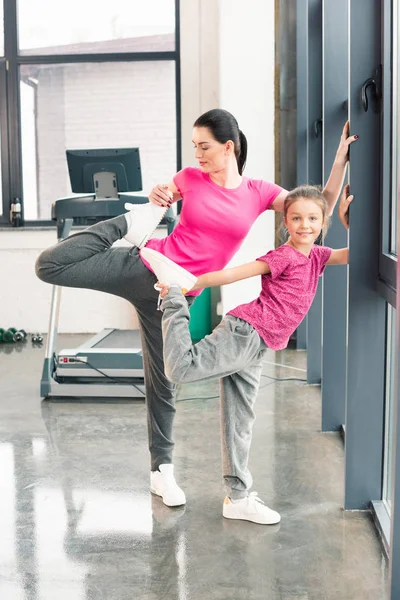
[193,109,247,175]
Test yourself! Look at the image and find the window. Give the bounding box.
[379,0,398,298]
[0,1,179,225]
[391,0,399,256]
[17,0,175,55]
[20,62,177,220]
[382,305,397,512]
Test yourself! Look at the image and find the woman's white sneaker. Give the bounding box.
[150,464,186,507]
[124,202,167,248]
[223,492,281,525]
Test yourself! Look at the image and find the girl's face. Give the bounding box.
[284,198,325,246]
[192,126,233,173]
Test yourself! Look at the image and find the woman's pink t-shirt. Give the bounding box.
[141,167,283,296]
[228,244,332,350]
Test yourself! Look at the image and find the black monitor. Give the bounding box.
[66,148,142,199]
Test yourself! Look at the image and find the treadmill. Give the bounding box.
[40,147,176,400]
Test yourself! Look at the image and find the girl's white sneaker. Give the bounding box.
[223,492,281,525]
[141,247,197,294]
[124,202,167,248]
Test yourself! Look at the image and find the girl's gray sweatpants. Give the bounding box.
[161,290,268,499]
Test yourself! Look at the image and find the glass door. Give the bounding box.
[383,306,397,512]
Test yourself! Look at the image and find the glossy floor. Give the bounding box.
[0,336,388,600]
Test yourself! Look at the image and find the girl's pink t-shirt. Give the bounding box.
[141,167,283,296]
[228,244,332,350]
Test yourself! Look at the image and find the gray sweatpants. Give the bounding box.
[161,290,268,499]
[35,215,194,471]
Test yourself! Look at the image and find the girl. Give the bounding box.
[36,108,355,509]
[142,184,352,525]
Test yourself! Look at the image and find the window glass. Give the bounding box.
[0,0,3,56]
[20,62,176,220]
[383,305,397,511]
[17,0,175,55]
[391,0,399,255]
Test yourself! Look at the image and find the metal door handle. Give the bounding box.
[361,66,382,113]
[361,78,376,112]
[313,118,323,138]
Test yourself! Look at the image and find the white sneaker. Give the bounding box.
[141,247,197,294]
[150,464,186,507]
[223,492,281,525]
[124,202,167,248]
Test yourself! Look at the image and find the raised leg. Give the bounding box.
[35,215,138,299]
[161,290,263,384]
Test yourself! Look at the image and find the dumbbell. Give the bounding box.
[1,327,17,343]
[32,333,43,344]
[13,329,27,342]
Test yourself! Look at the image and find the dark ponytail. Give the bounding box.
[193,108,247,175]
[238,130,247,176]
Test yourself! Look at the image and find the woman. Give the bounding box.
[35,109,356,508]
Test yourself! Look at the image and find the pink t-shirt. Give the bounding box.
[141,167,283,296]
[228,244,332,350]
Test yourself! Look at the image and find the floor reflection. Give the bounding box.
[0,402,190,600]
[0,342,389,600]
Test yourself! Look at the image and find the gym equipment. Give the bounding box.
[2,328,17,343]
[0,328,28,343]
[13,329,27,342]
[32,333,43,344]
[40,147,176,400]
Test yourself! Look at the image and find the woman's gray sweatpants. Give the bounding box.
[161,290,268,499]
[35,215,194,472]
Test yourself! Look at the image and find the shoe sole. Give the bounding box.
[150,487,186,507]
[223,512,281,525]
[141,247,197,293]
[138,207,168,249]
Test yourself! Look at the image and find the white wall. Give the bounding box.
[0,0,276,333]
[218,0,276,313]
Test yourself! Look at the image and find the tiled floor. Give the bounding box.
[0,336,388,599]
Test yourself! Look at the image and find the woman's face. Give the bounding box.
[192,126,232,173]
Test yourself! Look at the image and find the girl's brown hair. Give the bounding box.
[283,185,330,237]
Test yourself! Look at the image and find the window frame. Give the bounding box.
[379,0,397,304]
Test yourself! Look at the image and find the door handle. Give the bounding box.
[313,118,323,138]
[361,65,382,113]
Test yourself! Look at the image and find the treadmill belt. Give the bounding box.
[94,329,142,348]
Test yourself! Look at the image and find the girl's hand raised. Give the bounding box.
[155,282,172,299]
[335,121,359,166]
[338,184,353,230]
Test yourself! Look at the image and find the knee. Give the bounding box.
[35,248,56,283]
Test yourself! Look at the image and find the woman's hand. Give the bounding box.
[338,184,353,230]
[335,121,359,166]
[149,184,173,208]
